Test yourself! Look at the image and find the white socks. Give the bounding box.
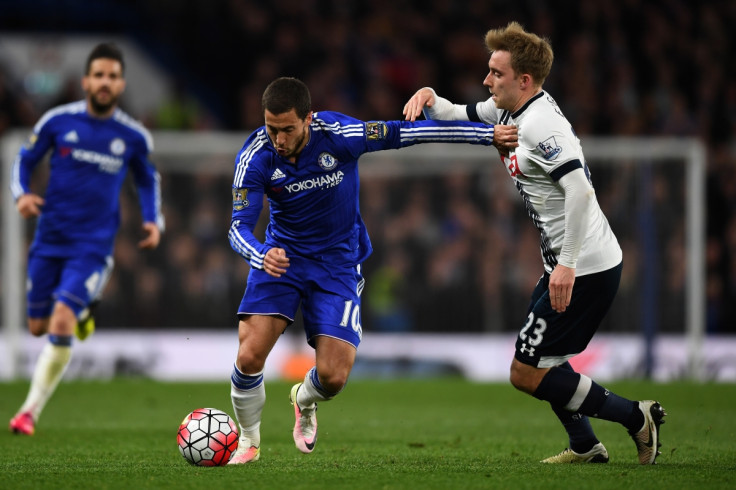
[230,370,265,448]
[297,369,333,409]
[19,341,72,420]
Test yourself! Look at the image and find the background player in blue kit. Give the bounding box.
[8,43,164,436]
[404,22,666,465]
[226,77,518,464]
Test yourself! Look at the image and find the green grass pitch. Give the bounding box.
[1,378,734,489]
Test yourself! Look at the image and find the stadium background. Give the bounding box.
[0,0,734,380]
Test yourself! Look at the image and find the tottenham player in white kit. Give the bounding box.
[226,77,518,464]
[404,22,666,465]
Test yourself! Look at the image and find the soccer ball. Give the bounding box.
[177,408,239,466]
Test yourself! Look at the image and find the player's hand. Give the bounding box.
[16,193,45,219]
[264,247,290,278]
[138,222,161,249]
[403,87,436,122]
[493,124,519,154]
[548,264,575,313]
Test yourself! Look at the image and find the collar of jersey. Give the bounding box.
[512,90,545,119]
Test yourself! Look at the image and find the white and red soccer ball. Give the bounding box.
[177,408,239,466]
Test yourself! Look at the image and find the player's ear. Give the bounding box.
[520,74,533,89]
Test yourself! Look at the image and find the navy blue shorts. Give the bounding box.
[27,252,114,319]
[514,262,622,368]
[238,254,365,348]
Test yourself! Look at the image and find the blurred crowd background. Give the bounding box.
[0,0,734,335]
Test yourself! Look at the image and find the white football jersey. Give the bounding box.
[428,90,622,276]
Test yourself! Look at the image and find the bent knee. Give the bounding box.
[509,360,544,394]
[318,372,349,395]
[509,368,528,392]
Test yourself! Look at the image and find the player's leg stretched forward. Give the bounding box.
[11,254,116,435]
[10,302,76,435]
[290,335,356,453]
[229,325,355,462]
[540,361,609,463]
[511,265,665,465]
[511,358,666,465]
[228,314,286,464]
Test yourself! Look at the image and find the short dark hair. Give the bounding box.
[262,77,311,120]
[85,42,125,75]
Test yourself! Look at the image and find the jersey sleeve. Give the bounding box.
[424,88,501,125]
[556,168,594,269]
[228,143,271,270]
[128,135,165,231]
[315,111,495,161]
[523,121,583,181]
[359,118,496,155]
[469,98,502,125]
[10,116,56,200]
[422,88,471,121]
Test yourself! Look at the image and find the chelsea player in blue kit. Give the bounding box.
[9,43,164,436]
[226,77,518,463]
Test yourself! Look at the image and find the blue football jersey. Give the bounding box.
[229,110,495,268]
[10,100,164,258]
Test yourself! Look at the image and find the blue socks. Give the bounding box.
[546,362,599,453]
[534,363,644,440]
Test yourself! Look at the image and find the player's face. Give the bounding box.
[264,109,312,163]
[82,58,126,116]
[483,50,523,112]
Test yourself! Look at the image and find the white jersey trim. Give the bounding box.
[33,101,86,133]
[234,131,268,187]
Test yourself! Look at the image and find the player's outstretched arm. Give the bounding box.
[381,119,518,151]
[403,87,436,122]
[404,87,517,152]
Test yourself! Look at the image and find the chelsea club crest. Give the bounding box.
[318,152,338,171]
[110,138,126,155]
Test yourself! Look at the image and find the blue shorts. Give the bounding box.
[27,252,114,319]
[514,262,622,368]
[238,254,365,348]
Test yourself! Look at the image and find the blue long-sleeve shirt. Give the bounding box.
[229,110,495,268]
[10,100,164,259]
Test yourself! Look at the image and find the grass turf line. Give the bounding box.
[1,379,734,489]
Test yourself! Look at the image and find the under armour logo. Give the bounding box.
[519,343,535,356]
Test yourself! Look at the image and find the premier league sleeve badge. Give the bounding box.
[232,187,249,210]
